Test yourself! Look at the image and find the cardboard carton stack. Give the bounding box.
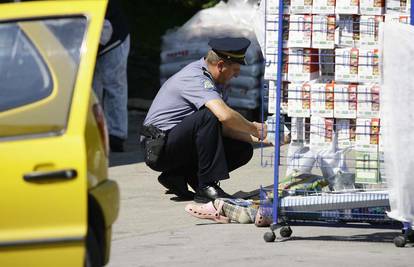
[263,0,410,184]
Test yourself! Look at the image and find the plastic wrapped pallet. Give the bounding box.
[227,87,260,99]
[160,61,263,80]
[380,22,414,228]
[226,96,259,109]
[159,0,264,111]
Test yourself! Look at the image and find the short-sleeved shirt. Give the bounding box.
[144,58,223,131]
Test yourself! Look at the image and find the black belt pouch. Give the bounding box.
[142,125,166,170]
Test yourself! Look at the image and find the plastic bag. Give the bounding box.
[285,141,316,177]
[380,22,414,227]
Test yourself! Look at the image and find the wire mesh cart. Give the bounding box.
[260,0,414,246]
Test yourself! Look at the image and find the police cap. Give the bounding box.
[208,37,251,65]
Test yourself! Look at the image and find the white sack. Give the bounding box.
[380,22,414,227]
[161,1,263,64]
[228,75,260,89]
[227,87,260,99]
[159,60,193,78]
[160,60,263,79]
[160,42,262,65]
[162,1,260,50]
[253,0,265,56]
[240,63,263,77]
[160,44,209,64]
[226,96,259,109]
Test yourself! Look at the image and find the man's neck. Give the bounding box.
[205,60,220,84]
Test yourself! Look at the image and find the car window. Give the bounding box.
[0,17,86,139]
[46,18,85,64]
[0,24,52,112]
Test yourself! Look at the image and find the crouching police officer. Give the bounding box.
[142,37,270,203]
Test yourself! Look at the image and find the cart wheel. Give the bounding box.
[394,236,406,247]
[280,226,293,238]
[264,231,276,242]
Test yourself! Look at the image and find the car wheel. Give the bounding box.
[85,226,102,267]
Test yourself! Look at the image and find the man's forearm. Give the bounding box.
[221,109,257,136]
[204,99,266,139]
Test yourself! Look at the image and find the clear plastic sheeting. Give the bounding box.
[380,22,414,228]
[159,0,264,110]
[161,0,261,53]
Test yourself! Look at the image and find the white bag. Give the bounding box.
[314,132,351,180]
[380,22,414,227]
[285,142,316,177]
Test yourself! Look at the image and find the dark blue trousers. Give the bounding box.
[155,108,253,187]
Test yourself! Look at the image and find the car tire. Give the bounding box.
[85,226,102,267]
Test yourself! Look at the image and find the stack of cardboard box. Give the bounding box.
[264,0,411,185]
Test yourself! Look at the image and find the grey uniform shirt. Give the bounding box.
[144,58,223,131]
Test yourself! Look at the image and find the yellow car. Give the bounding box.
[0,1,119,266]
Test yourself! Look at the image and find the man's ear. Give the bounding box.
[217,60,225,72]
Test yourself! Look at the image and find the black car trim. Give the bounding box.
[0,236,84,248]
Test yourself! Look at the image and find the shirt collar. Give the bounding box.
[201,57,224,95]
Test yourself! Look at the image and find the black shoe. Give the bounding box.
[194,183,232,203]
[109,135,125,152]
[158,173,195,200]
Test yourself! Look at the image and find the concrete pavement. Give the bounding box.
[107,110,412,267]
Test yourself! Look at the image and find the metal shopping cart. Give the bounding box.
[260,0,414,247]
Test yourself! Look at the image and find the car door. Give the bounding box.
[0,1,106,266]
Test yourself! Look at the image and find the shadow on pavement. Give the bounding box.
[288,231,399,243]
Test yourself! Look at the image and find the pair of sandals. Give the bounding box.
[184,200,273,226]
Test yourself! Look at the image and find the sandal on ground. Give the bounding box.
[254,206,273,227]
[184,201,230,223]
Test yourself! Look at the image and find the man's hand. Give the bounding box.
[252,121,268,140]
[261,137,274,146]
[250,135,273,146]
